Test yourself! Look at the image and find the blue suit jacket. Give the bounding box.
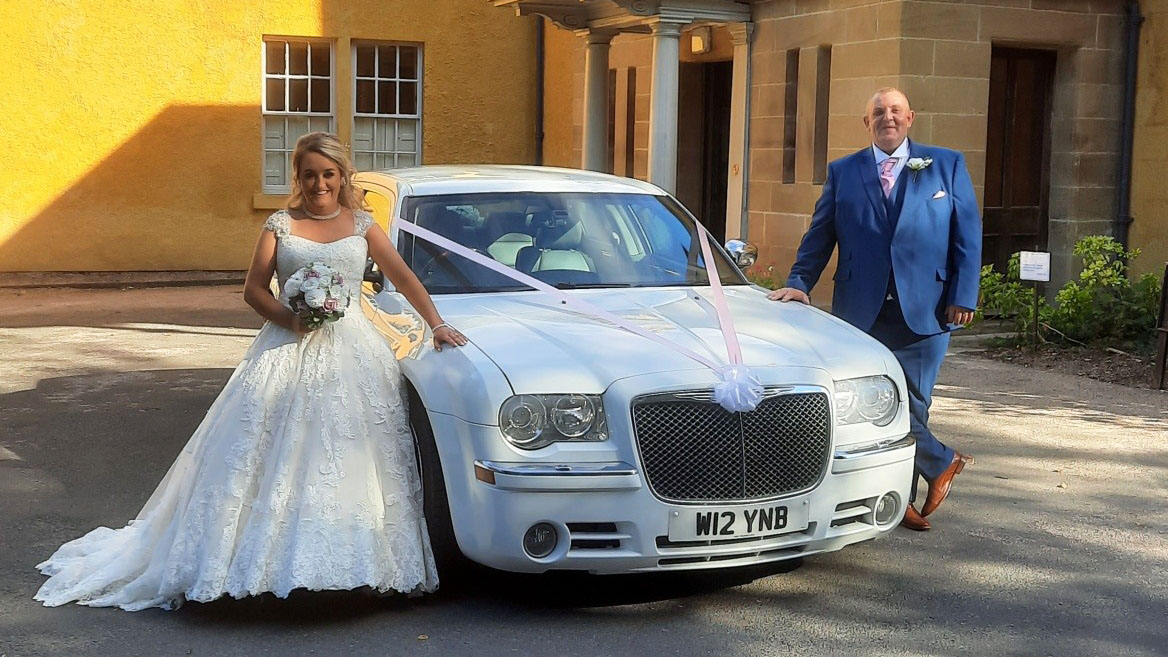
[786,141,982,335]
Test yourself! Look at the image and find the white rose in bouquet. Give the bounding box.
[285,262,350,332]
[283,278,302,299]
[304,287,328,309]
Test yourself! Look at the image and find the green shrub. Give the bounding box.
[974,235,1162,350]
[976,253,1044,335]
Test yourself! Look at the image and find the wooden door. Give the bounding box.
[675,61,731,241]
[700,61,732,243]
[982,48,1056,273]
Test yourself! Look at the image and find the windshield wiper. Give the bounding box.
[552,282,634,290]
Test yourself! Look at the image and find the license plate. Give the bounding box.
[667,500,810,542]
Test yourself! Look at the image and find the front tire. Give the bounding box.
[407,384,468,582]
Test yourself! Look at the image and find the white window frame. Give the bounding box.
[261,37,335,195]
[351,41,423,172]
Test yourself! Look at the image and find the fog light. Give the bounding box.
[523,522,558,558]
[874,492,899,526]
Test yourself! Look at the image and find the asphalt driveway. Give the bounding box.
[1,286,1165,657]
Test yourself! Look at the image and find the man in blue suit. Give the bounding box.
[769,87,980,531]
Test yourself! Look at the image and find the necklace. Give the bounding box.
[303,206,342,220]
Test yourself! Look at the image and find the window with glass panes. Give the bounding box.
[263,39,333,193]
[352,43,421,171]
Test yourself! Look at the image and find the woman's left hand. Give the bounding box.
[433,325,468,351]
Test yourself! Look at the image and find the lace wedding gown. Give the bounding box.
[35,210,438,611]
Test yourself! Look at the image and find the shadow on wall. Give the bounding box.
[2,105,263,272]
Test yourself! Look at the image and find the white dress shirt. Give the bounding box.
[872,139,910,189]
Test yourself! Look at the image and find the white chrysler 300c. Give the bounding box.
[354,166,915,575]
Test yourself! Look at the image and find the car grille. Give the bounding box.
[631,388,831,503]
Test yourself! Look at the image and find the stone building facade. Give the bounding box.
[1132,0,1168,278]
[522,0,1153,293]
[749,0,1129,288]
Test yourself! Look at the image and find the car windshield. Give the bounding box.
[398,192,747,294]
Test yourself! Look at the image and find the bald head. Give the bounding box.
[864,87,915,154]
[866,87,911,115]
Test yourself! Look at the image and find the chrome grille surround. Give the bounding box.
[631,385,832,504]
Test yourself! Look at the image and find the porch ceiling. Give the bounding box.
[492,0,750,32]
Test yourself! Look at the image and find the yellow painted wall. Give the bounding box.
[542,22,582,169]
[1132,0,1168,276]
[1,0,539,271]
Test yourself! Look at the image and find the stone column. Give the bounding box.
[648,19,686,194]
[582,30,615,172]
[724,23,753,241]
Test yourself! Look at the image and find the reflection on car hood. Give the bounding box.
[434,287,895,394]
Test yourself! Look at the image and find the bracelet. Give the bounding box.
[432,322,453,332]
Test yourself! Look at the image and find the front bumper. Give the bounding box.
[430,405,915,574]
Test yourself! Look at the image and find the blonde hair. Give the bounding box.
[287,132,369,211]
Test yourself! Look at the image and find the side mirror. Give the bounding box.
[363,257,384,293]
[724,239,758,269]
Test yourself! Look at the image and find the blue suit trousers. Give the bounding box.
[867,299,955,501]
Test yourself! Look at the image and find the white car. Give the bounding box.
[354,166,915,575]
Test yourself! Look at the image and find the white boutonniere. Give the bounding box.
[906,157,933,181]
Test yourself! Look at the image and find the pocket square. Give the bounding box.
[932,190,947,199]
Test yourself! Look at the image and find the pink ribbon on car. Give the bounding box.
[394,219,763,412]
[694,222,764,412]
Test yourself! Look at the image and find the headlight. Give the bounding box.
[499,394,609,450]
[834,376,898,427]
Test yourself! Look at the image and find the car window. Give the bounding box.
[399,192,746,294]
[604,203,646,259]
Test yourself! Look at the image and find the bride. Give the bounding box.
[34,132,466,610]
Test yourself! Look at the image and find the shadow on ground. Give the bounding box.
[177,562,800,627]
[3,360,1166,656]
[0,286,262,331]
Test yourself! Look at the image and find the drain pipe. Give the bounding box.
[535,16,546,166]
[1116,0,1143,249]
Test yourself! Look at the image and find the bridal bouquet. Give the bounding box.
[283,262,350,331]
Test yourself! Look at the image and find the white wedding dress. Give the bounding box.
[35,210,438,611]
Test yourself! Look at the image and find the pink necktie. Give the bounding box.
[880,157,898,197]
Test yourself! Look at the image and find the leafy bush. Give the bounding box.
[975,254,1043,335]
[975,235,1162,350]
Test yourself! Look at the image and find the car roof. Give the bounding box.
[353,165,666,197]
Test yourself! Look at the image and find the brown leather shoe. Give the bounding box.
[921,451,974,517]
[900,504,931,531]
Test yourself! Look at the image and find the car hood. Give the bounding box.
[433,286,896,394]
